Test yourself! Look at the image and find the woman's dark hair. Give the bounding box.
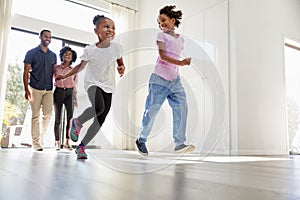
[159,5,183,27]
[93,15,110,27]
[59,46,77,64]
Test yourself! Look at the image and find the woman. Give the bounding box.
[53,47,78,151]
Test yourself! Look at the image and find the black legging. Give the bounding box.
[77,86,112,146]
[54,88,74,141]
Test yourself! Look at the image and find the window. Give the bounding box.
[2,0,113,149]
[64,41,86,97]
[285,38,300,154]
[2,29,88,148]
[12,0,110,33]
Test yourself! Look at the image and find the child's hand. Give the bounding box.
[74,99,78,108]
[181,57,191,66]
[117,65,125,77]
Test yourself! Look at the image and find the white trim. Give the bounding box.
[282,36,292,154]
[69,0,110,12]
[209,149,231,155]
[103,0,138,11]
[228,0,238,156]
[231,150,289,156]
[0,0,13,132]
[284,36,300,48]
[283,36,300,153]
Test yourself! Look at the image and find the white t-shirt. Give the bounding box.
[80,42,122,93]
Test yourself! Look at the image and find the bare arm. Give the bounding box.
[117,58,125,77]
[157,41,191,66]
[73,74,78,107]
[56,60,88,80]
[23,63,31,100]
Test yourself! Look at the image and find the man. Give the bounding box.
[23,29,57,151]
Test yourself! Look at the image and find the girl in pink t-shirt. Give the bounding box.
[136,5,195,156]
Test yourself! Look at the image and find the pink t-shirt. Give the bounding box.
[154,32,184,81]
[53,64,77,89]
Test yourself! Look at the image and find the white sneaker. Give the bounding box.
[174,144,195,154]
[64,144,73,150]
[55,142,60,151]
[33,143,43,151]
[290,146,300,155]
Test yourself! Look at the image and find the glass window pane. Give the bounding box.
[64,43,86,97]
[12,0,110,33]
[3,29,62,148]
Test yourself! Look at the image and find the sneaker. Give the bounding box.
[135,139,148,156]
[174,144,195,154]
[55,142,60,151]
[33,143,43,151]
[64,144,73,150]
[75,145,87,159]
[290,146,300,155]
[69,118,82,142]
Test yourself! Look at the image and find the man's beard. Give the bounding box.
[41,40,50,46]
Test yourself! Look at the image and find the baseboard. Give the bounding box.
[199,149,231,155]
[230,149,289,156]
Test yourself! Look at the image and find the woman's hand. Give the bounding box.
[74,99,78,108]
[55,74,65,81]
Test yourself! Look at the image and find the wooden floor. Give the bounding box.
[0,148,300,200]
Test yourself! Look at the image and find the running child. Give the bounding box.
[56,15,125,159]
[136,5,195,156]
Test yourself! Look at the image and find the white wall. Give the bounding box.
[229,0,300,155]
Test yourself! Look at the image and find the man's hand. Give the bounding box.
[25,90,31,100]
[117,65,125,77]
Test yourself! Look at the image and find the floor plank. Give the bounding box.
[0,148,299,200]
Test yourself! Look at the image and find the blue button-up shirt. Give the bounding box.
[24,45,57,90]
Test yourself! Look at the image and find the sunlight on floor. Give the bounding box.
[108,150,291,164]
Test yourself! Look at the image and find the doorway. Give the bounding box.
[284,38,300,154]
[1,29,63,148]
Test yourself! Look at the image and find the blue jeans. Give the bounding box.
[138,73,188,146]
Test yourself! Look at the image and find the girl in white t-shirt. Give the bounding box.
[56,15,125,159]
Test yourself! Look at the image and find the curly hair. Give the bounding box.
[59,46,77,64]
[159,5,183,27]
[93,15,110,27]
